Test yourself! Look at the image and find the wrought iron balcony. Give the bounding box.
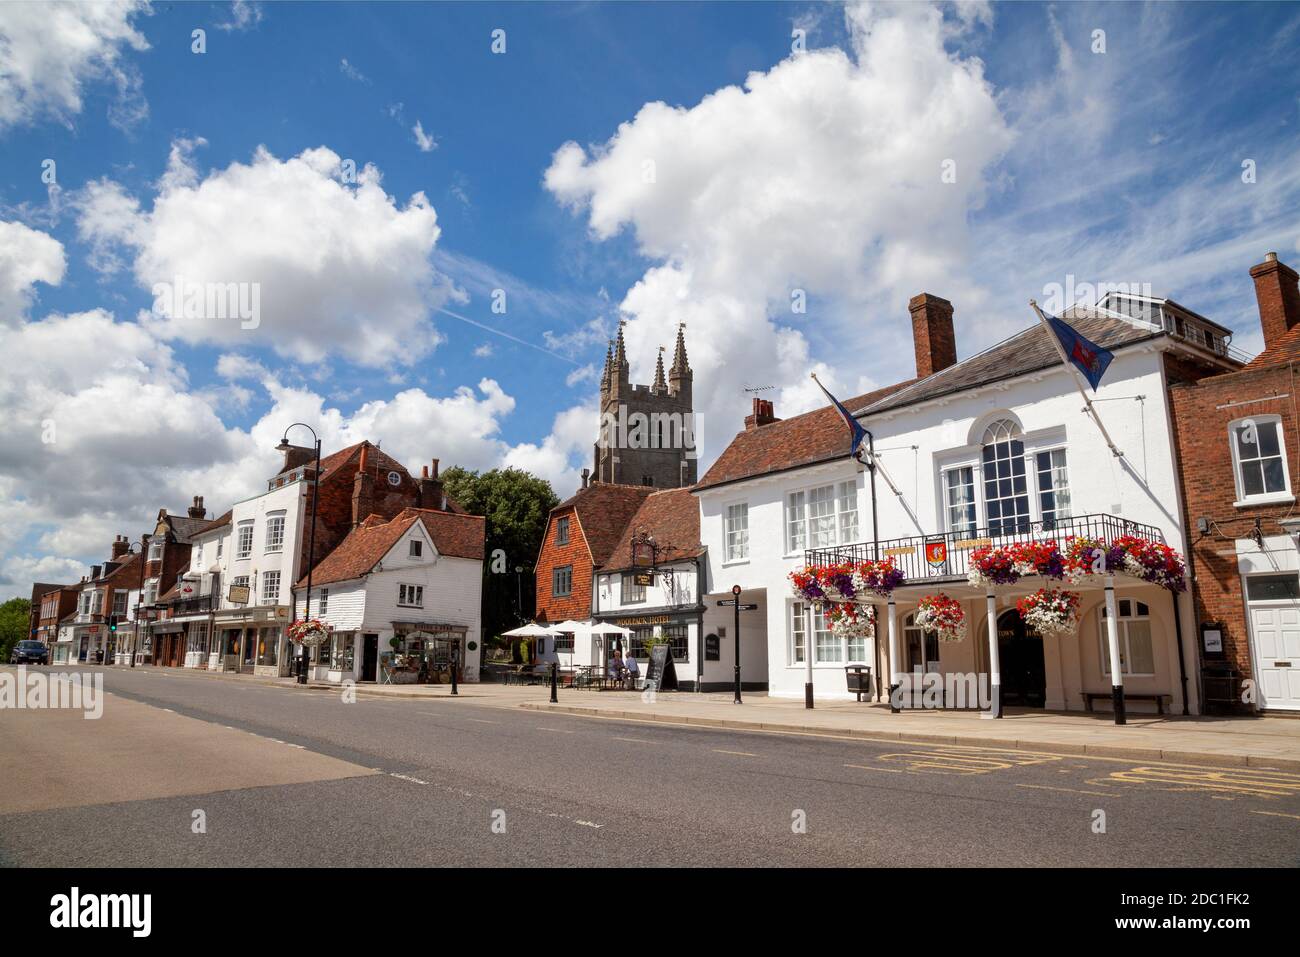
[804,512,1166,586]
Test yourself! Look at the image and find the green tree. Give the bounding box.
[0,597,32,662]
[441,466,559,643]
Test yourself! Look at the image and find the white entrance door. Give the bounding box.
[1248,604,1300,711]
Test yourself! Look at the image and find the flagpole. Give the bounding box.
[811,373,926,535]
[1030,300,1124,459]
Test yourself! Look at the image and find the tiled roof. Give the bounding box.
[695,380,916,492]
[1244,322,1300,370]
[860,307,1162,416]
[605,487,703,572]
[164,513,211,544]
[318,441,408,482]
[554,482,656,566]
[298,507,485,588]
[194,509,233,536]
[98,552,141,586]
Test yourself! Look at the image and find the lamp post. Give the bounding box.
[716,584,757,704]
[277,424,322,686]
[127,538,146,668]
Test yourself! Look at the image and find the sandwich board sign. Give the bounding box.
[643,643,678,692]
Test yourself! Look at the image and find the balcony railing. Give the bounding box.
[804,512,1166,587]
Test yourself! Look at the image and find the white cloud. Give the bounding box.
[473,343,494,358]
[215,353,268,381]
[503,402,597,497]
[545,2,1011,461]
[0,220,66,323]
[0,0,150,131]
[77,142,454,367]
[215,1,263,33]
[412,120,437,153]
[339,57,369,84]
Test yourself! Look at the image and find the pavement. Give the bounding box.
[108,663,1300,771]
[1,665,1298,867]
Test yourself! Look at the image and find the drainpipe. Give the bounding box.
[695,556,704,693]
[861,430,883,701]
[1172,590,1190,716]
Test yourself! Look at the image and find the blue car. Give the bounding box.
[9,640,49,665]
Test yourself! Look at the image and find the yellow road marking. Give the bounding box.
[877,746,1064,775]
[1095,766,1300,798]
[1251,810,1300,821]
[713,749,757,757]
[845,763,903,774]
[1017,783,1117,797]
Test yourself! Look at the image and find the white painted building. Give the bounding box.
[292,507,485,684]
[696,294,1238,713]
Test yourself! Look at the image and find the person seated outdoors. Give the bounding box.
[624,652,640,689]
[608,651,624,687]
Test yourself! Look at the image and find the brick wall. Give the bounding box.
[1169,358,1299,679]
[534,507,594,622]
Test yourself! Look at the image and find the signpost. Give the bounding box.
[716,585,757,704]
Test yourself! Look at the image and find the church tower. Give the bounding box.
[593,323,697,488]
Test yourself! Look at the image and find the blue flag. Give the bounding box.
[1044,312,1114,391]
[812,376,868,461]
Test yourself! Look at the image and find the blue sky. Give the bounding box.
[1,0,1298,597]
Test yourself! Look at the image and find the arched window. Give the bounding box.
[981,419,1030,534]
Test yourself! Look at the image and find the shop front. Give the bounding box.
[595,609,703,690]
[379,623,471,685]
[211,607,291,676]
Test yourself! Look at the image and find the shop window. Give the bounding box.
[1099,599,1154,676]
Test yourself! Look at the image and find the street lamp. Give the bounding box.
[277,424,322,686]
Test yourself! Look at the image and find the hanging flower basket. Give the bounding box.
[789,559,905,604]
[854,557,905,598]
[826,602,875,639]
[288,618,333,647]
[914,593,966,642]
[968,541,1065,587]
[1063,534,1187,592]
[1016,587,1081,639]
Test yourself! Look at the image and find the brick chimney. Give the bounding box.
[111,535,128,560]
[1251,252,1300,349]
[908,293,957,379]
[188,495,205,519]
[352,444,375,526]
[417,457,446,511]
[744,398,778,431]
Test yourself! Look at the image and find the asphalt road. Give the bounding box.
[2,666,1298,867]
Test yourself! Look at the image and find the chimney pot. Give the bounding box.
[908,293,958,379]
[1250,253,1300,349]
[422,465,429,479]
[744,397,779,431]
[430,458,439,479]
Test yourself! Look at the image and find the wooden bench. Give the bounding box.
[1081,691,1169,715]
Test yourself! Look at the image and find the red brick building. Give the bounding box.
[31,583,78,646]
[534,478,655,629]
[1169,252,1300,712]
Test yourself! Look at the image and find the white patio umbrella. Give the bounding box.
[501,622,561,637]
[550,620,589,667]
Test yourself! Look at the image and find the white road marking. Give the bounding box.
[713,749,756,757]
[390,773,429,785]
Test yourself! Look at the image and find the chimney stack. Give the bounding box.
[1251,252,1300,350]
[279,443,315,474]
[188,495,205,519]
[417,456,446,511]
[111,535,128,560]
[908,293,958,379]
[581,468,590,489]
[744,397,779,431]
[429,458,439,479]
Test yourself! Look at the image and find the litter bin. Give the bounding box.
[845,665,873,702]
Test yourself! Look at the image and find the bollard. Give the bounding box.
[451,654,459,696]
[549,661,558,704]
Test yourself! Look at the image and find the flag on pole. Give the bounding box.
[811,374,868,460]
[1041,311,1114,391]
